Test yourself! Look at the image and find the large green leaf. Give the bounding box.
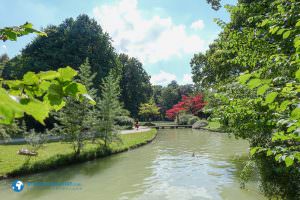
[64,82,79,97]
[283,31,291,39]
[76,83,88,95]
[38,71,60,80]
[58,66,77,82]
[248,78,262,89]
[238,73,252,84]
[265,92,278,104]
[296,68,300,81]
[279,100,291,111]
[275,154,282,161]
[44,94,66,111]
[250,147,261,156]
[285,156,294,167]
[20,98,50,125]
[39,81,51,91]
[291,107,300,120]
[261,19,269,27]
[0,88,24,124]
[23,71,39,85]
[257,84,269,95]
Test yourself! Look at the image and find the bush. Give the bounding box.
[192,120,208,129]
[188,116,200,125]
[177,114,194,125]
[143,122,155,127]
[114,116,134,129]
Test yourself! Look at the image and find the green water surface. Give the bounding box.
[0,129,266,200]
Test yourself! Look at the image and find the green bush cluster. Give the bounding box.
[142,122,156,127]
[177,114,194,125]
[187,116,200,125]
[114,116,134,129]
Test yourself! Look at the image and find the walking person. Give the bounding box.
[135,120,140,130]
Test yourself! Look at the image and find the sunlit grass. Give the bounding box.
[0,129,157,177]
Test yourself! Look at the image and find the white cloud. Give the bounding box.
[93,0,205,64]
[182,74,193,84]
[190,20,205,30]
[150,70,177,85]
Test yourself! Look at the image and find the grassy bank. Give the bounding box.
[204,121,222,131]
[0,129,157,178]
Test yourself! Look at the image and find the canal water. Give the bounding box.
[0,129,266,200]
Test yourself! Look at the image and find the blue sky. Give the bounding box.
[0,0,236,85]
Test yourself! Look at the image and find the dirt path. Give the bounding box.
[0,127,152,144]
[119,126,151,134]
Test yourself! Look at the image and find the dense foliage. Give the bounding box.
[153,81,194,117]
[1,16,155,122]
[166,94,206,124]
[138,98,160,121]
[0,54,9,76]
[2,15,120,91]
[114,116,134,129]
[119,54,152,117]
[54,59,97,155]
[95,72,124,147]
[191,0,300,198]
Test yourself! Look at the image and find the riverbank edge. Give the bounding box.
[0,129,157,180]
[199,127,224,132]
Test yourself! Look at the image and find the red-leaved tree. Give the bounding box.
[182,94,207,115]
[166,101,185,120]
[166,94,207,120]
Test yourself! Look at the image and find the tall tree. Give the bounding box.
[77,58,97,97]
[159,81,181,114]
[166,94,206,121]
[152,85,163,105]
[0,23,92,126]
[139,98,160,121]
[0,53,9,76]
[2,15,121,91]
[0,53,9,63]
[95,72,123,147]
[54,59,96,155]
[119,54,152,117]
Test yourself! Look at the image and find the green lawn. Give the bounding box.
[0,129,157,177]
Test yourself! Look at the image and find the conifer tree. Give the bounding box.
[95,72,123,147]
[54,58,96,155]
[77,58,97,97]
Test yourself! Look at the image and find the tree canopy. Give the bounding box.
[192,0,300,198]
[2,15,120,91]
[139,98,160,121]
[119,54,152,117]
[0,23,94,125]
